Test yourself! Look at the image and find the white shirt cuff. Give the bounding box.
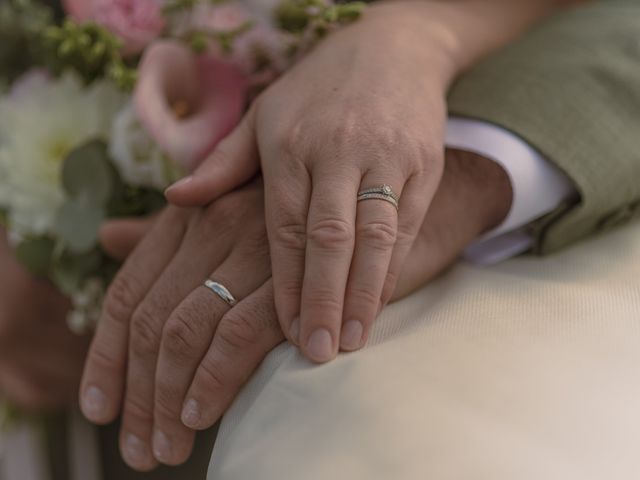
[445,117,577,265]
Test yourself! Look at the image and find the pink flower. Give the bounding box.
[190,3,250,34]
[63,0,165,55]
[133,40,247,171]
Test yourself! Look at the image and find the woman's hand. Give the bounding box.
[167,2,457,364]
[166,0,560,363]
[0,230,90,411]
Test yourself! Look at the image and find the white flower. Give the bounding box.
[109,102,185,190]
[68,277,105,334]
[0,71,126,236]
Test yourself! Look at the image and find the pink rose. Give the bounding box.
[190,3,250,34]
[133,40,247,171]
[63,0,165,55]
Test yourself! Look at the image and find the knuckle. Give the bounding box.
[348,285,381,310]
[130,308,161,357]
[88,343,122,374]
[274,121,305,159]
[396,221,419,248]
[104,275,142,323]
[154,382,181,419]
[196,358,228,392]
[216,313,260,354]
[163,314,200,360]
[124,394,153,423]
[357,220,397,250]
[273,221,307,252]
[308,218,354,250]
[304,288,343,314]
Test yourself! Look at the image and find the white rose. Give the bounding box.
[0,71,126,236]
[109,102,185,191]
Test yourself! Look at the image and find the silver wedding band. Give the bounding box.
[357,184,399,210]
[203,280,238,307]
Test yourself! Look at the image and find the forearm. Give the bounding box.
[363,0,586,86]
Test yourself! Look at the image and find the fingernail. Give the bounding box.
[153,430,172,463]
[289,317,300,344]
[340,320,363,351]
[122,433,152,469]
[181,399,201,429]
[81,386,106,420]
[306,328,334,362]
[165,175,193,194]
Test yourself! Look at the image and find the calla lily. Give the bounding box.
[134,40,247,172]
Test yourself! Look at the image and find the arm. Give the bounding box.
[447,0,640,253]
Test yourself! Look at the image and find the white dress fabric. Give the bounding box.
[208,219,640,480]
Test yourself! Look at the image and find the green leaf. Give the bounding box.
[14,237,55,276]
[53,199,105,254]
[62,140,114,207]
[50,248,103,294]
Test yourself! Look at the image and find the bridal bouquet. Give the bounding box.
[0,0,365,335]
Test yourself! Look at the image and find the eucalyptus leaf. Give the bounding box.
[14,237,55,276]
[62,140,113,207]
[54,199,105,253]
[51,248,103,294]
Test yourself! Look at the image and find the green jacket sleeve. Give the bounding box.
[447,0,640,254]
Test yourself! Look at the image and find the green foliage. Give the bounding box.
[43,20,138,90]
[14,237,56,276]
[54,200,106,253]
[52,140,114,253]
[275,0,366,34]
[0,0,54,83]
[62,140,114,206]
[50,248,104,294]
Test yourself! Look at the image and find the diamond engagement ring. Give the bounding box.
[203,280,238,307]
[357,184,399,210]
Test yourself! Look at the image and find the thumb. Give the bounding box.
[165,108,259,207]
[99,215,158,262]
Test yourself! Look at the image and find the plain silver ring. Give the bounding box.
[203,280,238,307]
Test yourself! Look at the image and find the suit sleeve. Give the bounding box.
[447,0,640,254]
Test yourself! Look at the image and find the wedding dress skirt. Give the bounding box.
[209,220,640,480]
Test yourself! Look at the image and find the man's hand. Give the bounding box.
[0,231,90,411]
[80,180,283,471]
[81,149,511,470]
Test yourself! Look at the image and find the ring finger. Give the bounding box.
[152,250,270,466]
[119,242,230,470]
[340,175,404,351]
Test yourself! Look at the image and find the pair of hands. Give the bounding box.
[1,0,519,470]
[78,148,511,470]
[75,0,516,471]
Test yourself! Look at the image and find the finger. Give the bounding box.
[119,232,230,471]
[99,215,159,262]
[298,169,360,363]
[0,367,69,411]
[80,208,187,426]
[182,280,283,430]
[165,108,259,207]
[380,169,440,309]
[340,177,404,351]
[152,250,270,466]
[262,156,311,344]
